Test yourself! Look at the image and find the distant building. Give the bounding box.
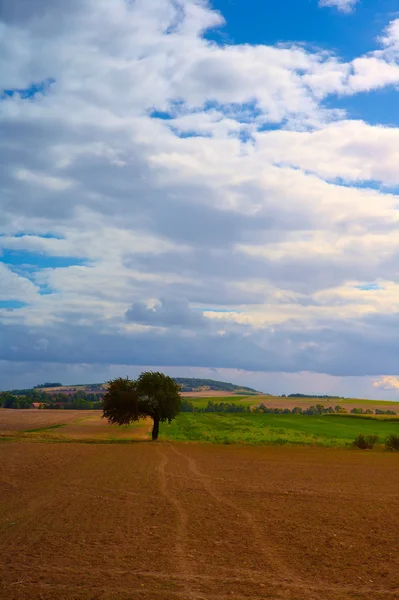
[31,402,41,409]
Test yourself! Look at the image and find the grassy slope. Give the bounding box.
[160,413,399,446]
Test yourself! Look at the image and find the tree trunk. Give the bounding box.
[152,417,160,440]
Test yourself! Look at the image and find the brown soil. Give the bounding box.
[1,435,399,599]
[0,410,152,441]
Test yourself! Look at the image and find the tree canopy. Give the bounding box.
[102,372,182,440]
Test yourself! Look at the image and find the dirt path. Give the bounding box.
[1,441,399,599]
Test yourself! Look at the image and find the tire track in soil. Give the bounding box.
[155,445,206,600]
[166,443,304,589]
[165,443,394,600]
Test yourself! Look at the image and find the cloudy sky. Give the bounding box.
[1,0,399,397]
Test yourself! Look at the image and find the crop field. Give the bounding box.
[0,410,150,441]
[185,394,399,412]
[2,410,399,600]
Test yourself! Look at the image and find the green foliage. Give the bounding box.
[103,378,141,425]
[385,434,399,451]
[0,392,34,409]
[34,382,62,388]
[181,399,196,412]
[137,372,182,440]
[353,434,379,449]
[103,372,182,440]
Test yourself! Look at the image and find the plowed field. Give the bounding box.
[1,411,399,599]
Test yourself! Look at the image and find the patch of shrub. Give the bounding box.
[353,433,379,449]
[385,434,399,451]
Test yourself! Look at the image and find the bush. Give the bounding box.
[353,434,379,449]
[385,434,399,451]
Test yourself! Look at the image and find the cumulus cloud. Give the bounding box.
[0,263,39,303]
[319,0,359,13]
[373,376,399,391]
[1,0,399,388]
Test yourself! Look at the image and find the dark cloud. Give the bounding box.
[1,312,399,377]
[0,0,81,25]
[125,297,207,329]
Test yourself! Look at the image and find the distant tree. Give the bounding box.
[34,382,62,388]
[353,434,379,450]
[103,372,182,440]
[181,399,196,412]
[385,434,399,451]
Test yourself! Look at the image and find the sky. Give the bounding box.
[1,0,399,398]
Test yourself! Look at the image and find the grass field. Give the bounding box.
[161,412,399,446]
[184,395,255,408]
[2,409,399,599]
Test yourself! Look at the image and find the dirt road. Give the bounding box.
[1,441,399,599]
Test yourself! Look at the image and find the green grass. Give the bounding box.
[184,396,256,408]
[160,413,399,446]
[24,423,67,433]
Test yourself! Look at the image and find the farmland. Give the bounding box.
[162,412,399,446]
[2,410,399,599]
[183,394,399,412]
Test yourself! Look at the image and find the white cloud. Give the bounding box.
[1,0,399,386]
[373,376,399,391]
[319,0,359,13]
[0,263,39,303]
[255,121,399,185]
[14,168,74,191]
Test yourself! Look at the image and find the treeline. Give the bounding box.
[181,400,252,413]
[0,393,34,409]
[284,394,343,399]
[180,400,397,416]
[34,382,62,388]
[257,404,396,416]
[0,391,103,410]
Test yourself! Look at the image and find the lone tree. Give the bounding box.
[102,372,182,440]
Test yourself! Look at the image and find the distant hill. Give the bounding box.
[12,378,262,396]
[173,378,261,394]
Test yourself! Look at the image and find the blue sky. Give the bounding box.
[1,0,399,398]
